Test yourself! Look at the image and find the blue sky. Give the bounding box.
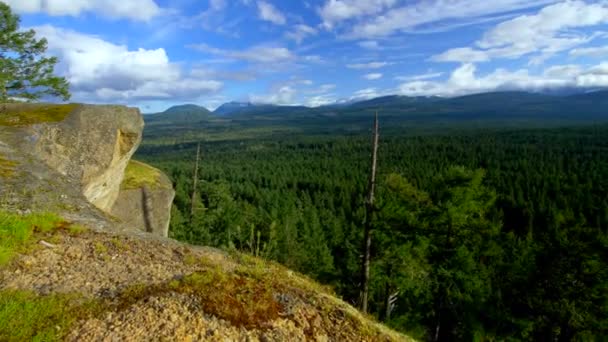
[7,0,608,112]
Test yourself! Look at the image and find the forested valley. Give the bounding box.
[137,123,608,340]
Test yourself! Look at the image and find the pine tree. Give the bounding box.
[0,2,69,105]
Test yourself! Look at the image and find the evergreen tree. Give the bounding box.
[0,2,70,104]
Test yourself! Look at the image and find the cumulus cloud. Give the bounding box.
[347,62,389,69]
[433,1,608,64]
[189,43,294,63]
[398,62,608,97]
[5,0,161,21]
[364,73,383,80]
[257,1,286,25]
[34,26,221,102]
[324,0,560,38]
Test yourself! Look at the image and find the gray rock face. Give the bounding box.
[22,105,144,212]
[110,160,175,237]
[0,104,175,238]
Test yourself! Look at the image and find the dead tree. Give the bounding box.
[360,111,379,313]
[190,142,201,221]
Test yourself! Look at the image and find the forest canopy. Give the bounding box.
[138,124,608,340]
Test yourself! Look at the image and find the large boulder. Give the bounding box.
[0,103,143,212]
[110,160,175,237]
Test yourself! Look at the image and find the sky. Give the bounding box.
[6,0,608,112]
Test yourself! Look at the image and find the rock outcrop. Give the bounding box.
[4,103,143,212]
[0,103,173,236]
[110,160,175,237]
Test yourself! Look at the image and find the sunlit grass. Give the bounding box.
[0,290,101,342]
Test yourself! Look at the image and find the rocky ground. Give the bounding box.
[0,227,410,341]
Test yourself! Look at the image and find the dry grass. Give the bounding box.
[0,103,80,127]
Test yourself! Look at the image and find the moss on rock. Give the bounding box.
[121,160,171,190]
[0,154,18,178]
[0,104,81,127]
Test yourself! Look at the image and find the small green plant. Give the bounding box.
[67,224,87,236]
[93,242,107,254]
[0,290,101,342]
[0,211,63,266]
[110,237,128,251]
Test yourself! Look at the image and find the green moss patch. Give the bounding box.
[113,266,283,330]
[172,269,282,329]
[121,160,171,190]
[0,154,18,178]
[0,290,101,342]
[0,103,80,127]
[0,211,72,266]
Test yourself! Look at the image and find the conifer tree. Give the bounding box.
[0,2,70,105]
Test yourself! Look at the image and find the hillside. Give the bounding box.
[0,104,409,341]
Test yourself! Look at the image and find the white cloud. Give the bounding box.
[319,84,337,92]
[306,95,336,107]
[319,0,397,28]
[570,45,608,57]
[395,72,444,82]
[433,1,608,64]
[303,55,324,63]
[5,0,160,21]
[339,0,559,38]
[189,43,294,63]
[350,87,381,100]
[364,73,383,80]
[432,47,490,63]
[347,62,389,69]
[398,62,608,97]
[285,24,317,43]
[257,1,286,25]
[250,85,296,104]
[34,25,221,102]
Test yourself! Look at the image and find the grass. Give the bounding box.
[0,290,101,342]
[0,212,64,266]
[0,103,81,127]
[0,154,18,178]
[121,160,171,190]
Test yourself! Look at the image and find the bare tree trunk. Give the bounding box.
[190,142,201,221]
[383,268,398,321]
[360,111,379,314]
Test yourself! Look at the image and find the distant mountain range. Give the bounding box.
[144,104,211,124]
[143,90,608,126]
[213,101,256,116]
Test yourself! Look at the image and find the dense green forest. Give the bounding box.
[137,123,608,340]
